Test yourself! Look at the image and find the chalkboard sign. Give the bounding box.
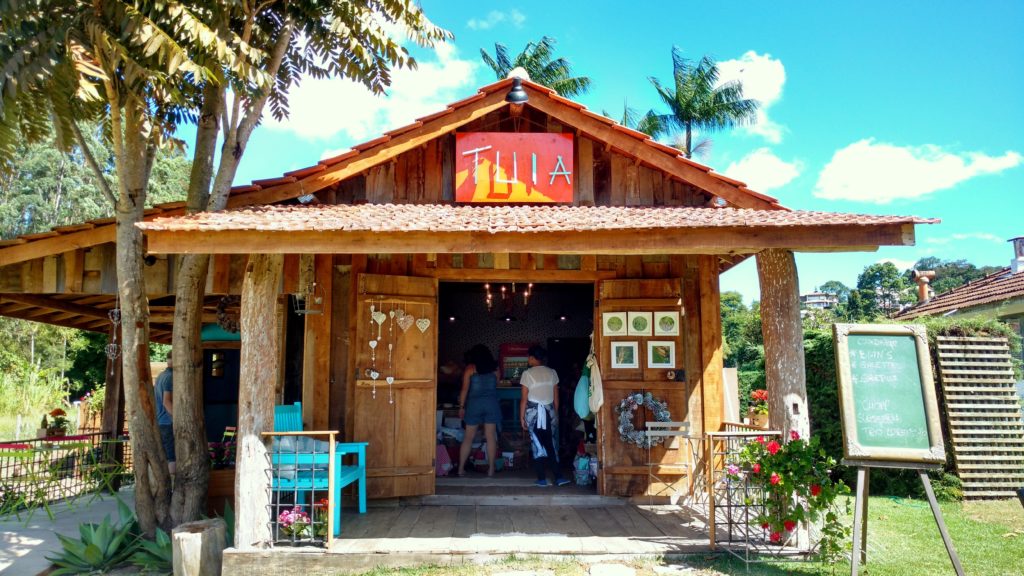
[834,324,945,464]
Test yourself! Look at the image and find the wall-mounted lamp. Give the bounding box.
[506,77,528,120]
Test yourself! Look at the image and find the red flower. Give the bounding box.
[752,463,761,474]
[756,436,766,445]
[751,389,768,402]
[789,430,800,441]
[770,472,781,485]
[810,484,821,497]
[49,408,66,417]
[784,520,797,532]
[770,531,782,543]
[766,441,781,455]
[761,522,770,530]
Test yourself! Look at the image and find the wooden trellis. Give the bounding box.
[936,336,1024,499]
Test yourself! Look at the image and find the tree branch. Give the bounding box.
[71,121,117,207]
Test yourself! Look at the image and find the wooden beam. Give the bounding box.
[228,91,510,208]
[698,255,724,434]
[0,294,108,319]
[143,224,911,256]
[424,267,615,283]
[522,87,777,210]
[0,224,114,268]
[235,253,283,549]
[756,249,809,440]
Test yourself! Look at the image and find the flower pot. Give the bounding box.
[748,408,769,429]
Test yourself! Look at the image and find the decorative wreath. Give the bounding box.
[615,392,672,448]
[216,296,241,333]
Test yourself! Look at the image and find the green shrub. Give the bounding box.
[130,528,172,575]
[45,499,139,574]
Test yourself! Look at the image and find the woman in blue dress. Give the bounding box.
[457,344,501,477]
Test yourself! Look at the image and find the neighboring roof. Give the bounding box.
[139,204,936,256]
[141,204,933,234]
[895,268,1024,319]
[0,77,782,268]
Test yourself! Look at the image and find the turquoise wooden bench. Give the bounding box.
[268,403,367,538]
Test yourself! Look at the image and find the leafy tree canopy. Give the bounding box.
[480,36,591,97]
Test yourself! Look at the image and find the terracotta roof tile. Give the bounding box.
[230,185,262,194]
[318,149,358,167]
[895,268,1024,319]
[352,135,391,152]
[285,165,326,178]
[140,204,937,235]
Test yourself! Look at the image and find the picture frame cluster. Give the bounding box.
[604,311,679,370]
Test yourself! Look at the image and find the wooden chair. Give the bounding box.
[273,402,303,432]
[645,421,693,506]
[268,401,367,538]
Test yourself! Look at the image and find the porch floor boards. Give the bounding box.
[329,503,708,555]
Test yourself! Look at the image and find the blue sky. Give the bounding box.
[210,0,1024,304]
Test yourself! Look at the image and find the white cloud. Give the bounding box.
[467,9,526,30]
[877,257,917,271]
[723,148,802,193]
[265,42,480,141]
[814,139,1022,203]
[716,51,786,143]
[926,232,1005,245]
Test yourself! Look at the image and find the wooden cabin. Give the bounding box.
[0,78,935,542]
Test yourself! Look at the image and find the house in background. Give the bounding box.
[799,291,839,311]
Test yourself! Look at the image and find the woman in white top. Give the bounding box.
[520,345,569,487]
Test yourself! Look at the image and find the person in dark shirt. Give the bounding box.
[154,351,175,475]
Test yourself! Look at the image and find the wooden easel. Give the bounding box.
[845,460,964,576]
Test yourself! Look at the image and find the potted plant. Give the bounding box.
[748,389,769,428]
[46,408,70,437]
[277,506,310,542]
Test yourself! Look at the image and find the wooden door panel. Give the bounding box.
[352,273,437,499]
[597,278,690,497]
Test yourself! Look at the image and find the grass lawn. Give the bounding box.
[350,497,1024,576]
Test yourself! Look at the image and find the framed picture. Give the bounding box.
[653,311,680,336]
[610,341,639,369]
[627,311,653,336]
[647,341,676,369]
[602,312,628,336]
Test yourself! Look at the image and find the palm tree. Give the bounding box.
[605,101,662,137]
[649,47,759,158]
[480,36,591,97]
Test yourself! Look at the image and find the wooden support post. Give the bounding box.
[919,470,965,576]
[172,518,227,576]
[698,256,723,434]
[756,249,809,439]
[235,254,283,550]
[851,467,870,572]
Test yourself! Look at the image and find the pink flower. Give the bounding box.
[770,472,781,485]
[727,464,741,477]
[810,484,821,497]
[761,522,770,530]
[784,520,797,532]
[756,436,766,445]
[752,463,761,474]
[790,430,800,441]
[770,531,782,543]
[766,441,781,455]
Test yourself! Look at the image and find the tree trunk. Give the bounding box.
[170,84,224,526]
[756,249,809,440]
[234,254,283,549]
[114,101,171,535]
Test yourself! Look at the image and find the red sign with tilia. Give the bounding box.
[455,133,574,203]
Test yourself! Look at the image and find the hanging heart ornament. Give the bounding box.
[370,370,380,380]
[372,311,387,326]
[416,318,431,333]
[386,376,395,385]
[397,315,414,332]
[368,340,377,349]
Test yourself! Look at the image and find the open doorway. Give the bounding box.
[437,281,595,488]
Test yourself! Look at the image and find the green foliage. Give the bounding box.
[46,500,140,574]
[649,47,759,158]
[856,262,913,317]
[130,528,172,575]
[733,433,852,564]
[909,257,1003,295]
[480,36,592,97]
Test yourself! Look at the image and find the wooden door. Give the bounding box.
[351,273,437,498]
[596,278,690,496]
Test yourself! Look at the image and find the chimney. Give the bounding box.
[1011,237,1024,274]
[913,270,936,303]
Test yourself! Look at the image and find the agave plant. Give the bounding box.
[45,498,139,574]
[130,528,172,575]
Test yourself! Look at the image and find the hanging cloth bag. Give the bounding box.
[574,364,592,420]
[588,353,605,414]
